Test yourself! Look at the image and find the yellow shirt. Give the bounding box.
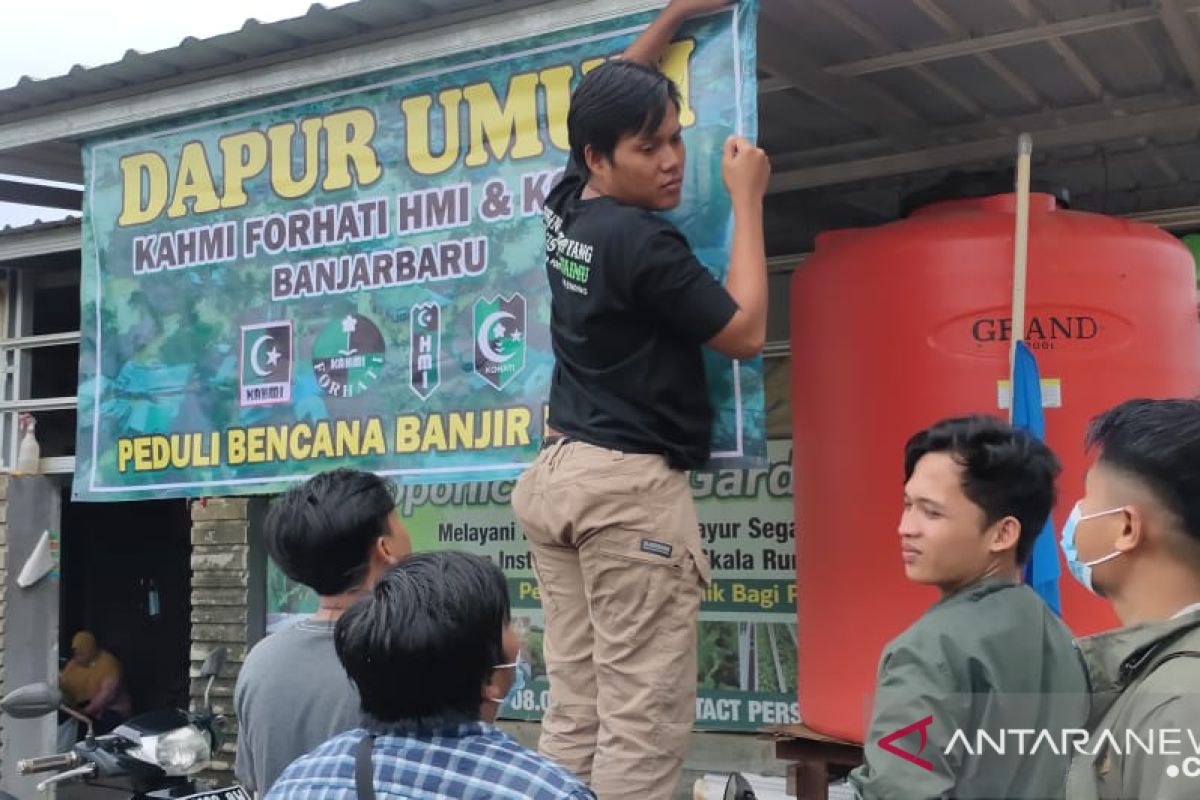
[60,649,121,707]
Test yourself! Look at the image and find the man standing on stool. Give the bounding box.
[512,2,770,797]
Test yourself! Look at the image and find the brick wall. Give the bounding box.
[189,497,261,781]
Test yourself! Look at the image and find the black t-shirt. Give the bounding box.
[542,158,738,469]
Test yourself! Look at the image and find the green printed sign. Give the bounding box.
[267,440,798,732]
[76,3,763,500]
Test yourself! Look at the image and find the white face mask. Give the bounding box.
[1059,501,1125,594]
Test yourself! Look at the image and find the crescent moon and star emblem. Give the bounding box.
[476,310,519,364]
[473,294,527,391]
[249,334,283,377]
[239,321,293,408]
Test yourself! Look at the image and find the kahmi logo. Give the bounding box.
[239,321,293,408]
[879,715,935,772]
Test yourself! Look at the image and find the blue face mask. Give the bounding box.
[1060,501,1125,594]
[491,651,529,708]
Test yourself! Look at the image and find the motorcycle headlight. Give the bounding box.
[155,726,211,773]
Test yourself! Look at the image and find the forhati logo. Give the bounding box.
[879,715,935,772]
[311,313,386,399]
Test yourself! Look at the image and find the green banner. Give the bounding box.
[75,3,763,501]
[267,440,798,732]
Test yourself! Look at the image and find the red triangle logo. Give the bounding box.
[878,715,935,771]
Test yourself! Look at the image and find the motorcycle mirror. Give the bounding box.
[200,646,227,679]
[201,646,227,712]
[723,773,756,800]
[0,683,62,719]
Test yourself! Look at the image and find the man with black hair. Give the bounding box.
[234,468,411,796]
[1064,398,1200,799]
[266,551,593,800]
[511,2,769,796]
[848,415,1088,800]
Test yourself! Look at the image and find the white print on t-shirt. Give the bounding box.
[543,206,592,296]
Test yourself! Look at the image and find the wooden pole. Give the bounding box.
[1009,133,1033,423]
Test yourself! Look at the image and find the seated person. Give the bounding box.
[848,416,1089,799]
[267,551,594,800]
[59,630,132,734]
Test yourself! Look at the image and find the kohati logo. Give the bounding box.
[472,294,526,390]
[476,311,517,363]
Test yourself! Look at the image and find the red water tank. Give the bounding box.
[790,191,1200,744]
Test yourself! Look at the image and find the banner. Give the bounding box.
[75,3,763,501]
[267,440,797,732]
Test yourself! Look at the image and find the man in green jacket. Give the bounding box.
[849,415,1089,800]
[1063,398,1200,799]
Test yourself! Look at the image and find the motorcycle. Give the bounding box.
[724,773,757,800]
[0,646,249,799]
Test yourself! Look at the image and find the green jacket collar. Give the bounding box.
[932,575,1019,609]
[1076,609,1200,721]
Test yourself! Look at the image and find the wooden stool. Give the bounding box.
[763,724,863,799]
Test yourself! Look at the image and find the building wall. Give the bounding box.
[0,477,61,796]
[0,476,6,774]
[189,496,265,781]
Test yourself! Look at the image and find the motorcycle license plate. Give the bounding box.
[179,787,252,800]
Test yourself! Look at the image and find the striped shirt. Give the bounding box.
[265,721,594,800]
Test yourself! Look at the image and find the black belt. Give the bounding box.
[539,436,684,469]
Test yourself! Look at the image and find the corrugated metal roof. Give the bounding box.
[0,215,81,262]
[754,0,1200,249]
[6,0,1200,253]
[0,0,528,120]
[0,215,80,237]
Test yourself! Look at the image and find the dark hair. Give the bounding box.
[904,415,1061,565]
[264,468,396,596]
[1086,398,1200,545]
[567,59,682,168]
[335,551,511,722]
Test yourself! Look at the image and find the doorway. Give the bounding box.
[58,492,192,716]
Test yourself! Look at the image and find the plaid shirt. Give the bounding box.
[264,721,594,800]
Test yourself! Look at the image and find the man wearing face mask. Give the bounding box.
[848,415,1089,800]
[267,551,593,800]
[1063,399,1200,799]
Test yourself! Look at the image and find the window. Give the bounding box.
[0,261,81,473]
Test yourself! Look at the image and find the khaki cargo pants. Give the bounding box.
[512,439,710,800]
